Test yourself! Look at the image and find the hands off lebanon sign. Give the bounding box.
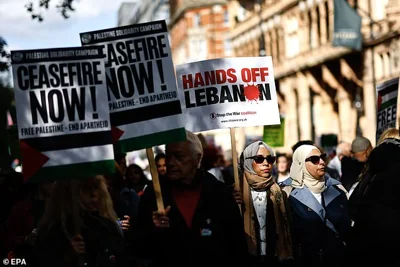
[80,20,186,152]
[11,47,114,182]
[176,57,280,132]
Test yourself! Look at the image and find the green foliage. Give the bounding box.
[25,0,76,22]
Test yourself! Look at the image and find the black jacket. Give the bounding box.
[33,212,126,267]
[340,157,365,191]
[346,141,400,266]
[135,170,248,267]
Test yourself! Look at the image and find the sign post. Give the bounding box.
[176,56,281,213]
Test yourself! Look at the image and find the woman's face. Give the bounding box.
[305,149,326,180]
[80,179,101,212]
[276,156,289,173]
[251,146,274,178]
[126,167,142,184]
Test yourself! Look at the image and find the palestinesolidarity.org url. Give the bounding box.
[221,118,247,123]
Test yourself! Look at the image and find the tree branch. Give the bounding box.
[25,0,76,22]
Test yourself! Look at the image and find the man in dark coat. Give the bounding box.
[135,130,248,267]
[340,136,372,191]
[345,139,400,266]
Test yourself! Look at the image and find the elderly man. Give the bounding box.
[135,130,247,267]
[341,136,372,191]
[328,141,352,178]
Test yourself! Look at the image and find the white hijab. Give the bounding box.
[290,145,326,193]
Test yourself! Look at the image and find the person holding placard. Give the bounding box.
[135,130,247,267]
[239,141,294,267]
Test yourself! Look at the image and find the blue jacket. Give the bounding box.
[288,176,350,267]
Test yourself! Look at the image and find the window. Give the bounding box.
[224,9,229,25]
[308,11,313,48]
[190,39,208,61]
[224,40,232,56]
[193,13,201,27]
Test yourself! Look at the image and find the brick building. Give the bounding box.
[118,0,400,153]
[169,0,234,64]
[229,0,400,149]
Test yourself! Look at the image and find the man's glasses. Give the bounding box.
[305,153,327,165]
[246,155,276,164]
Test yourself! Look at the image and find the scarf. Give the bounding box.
[242,171,293,261]
[290,145,326,193]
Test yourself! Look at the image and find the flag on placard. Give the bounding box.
[80,20,186,153]
[11,47,114,182]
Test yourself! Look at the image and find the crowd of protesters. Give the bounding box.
[0,128,399,267]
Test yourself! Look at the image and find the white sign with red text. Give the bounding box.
[176,57,280,132]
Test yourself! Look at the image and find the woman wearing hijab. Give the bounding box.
[288,145,350,267]
[239,141,293,267]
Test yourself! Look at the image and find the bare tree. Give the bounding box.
[25,0,75,22]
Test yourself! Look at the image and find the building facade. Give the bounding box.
[118,2,140,26]
[118,0,171,26]
[229,0,400,149]
[169,0,233,64]
[118,0,400,155]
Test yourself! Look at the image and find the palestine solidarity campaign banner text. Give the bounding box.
[176,57,280,132]
[11,46,114,182]
[80,20,186,152]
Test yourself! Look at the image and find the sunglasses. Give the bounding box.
[246,155,276,164]
[305,153,327,165]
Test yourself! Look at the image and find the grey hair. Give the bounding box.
[186,130,204,168]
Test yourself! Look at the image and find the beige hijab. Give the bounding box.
[290,145,326,193]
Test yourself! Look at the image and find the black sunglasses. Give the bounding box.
[305,153,327,165]
[246,155,276,164]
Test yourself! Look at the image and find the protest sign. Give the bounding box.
[175,57,280,132]
[263,117,285,147]
[177,57,280,215]
[376,77,399,143]
[11,46,114,182]
[80,20,186,153]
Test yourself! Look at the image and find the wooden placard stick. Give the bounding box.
[230,127,242,213]
[146,147,165,212]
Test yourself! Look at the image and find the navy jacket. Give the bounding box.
[289,177,350,267]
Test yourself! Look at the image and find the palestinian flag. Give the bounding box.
[377,78,398,111]
[111,100,186,153]
[11,46,115,183]
[376,77,399,143]
[20,131,115,183]
[80,20,187,153]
